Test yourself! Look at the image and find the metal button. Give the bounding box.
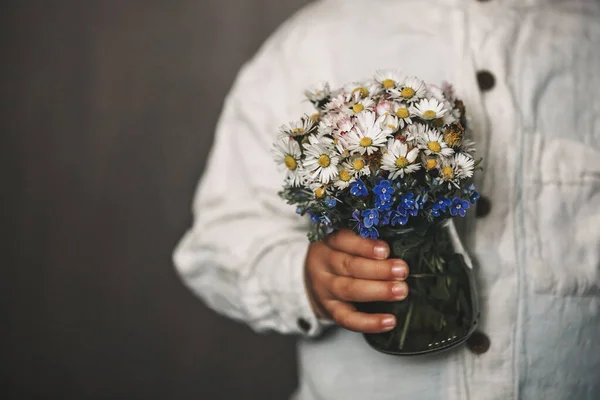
[466,331,491,354]
[476,196,491,218]
[297,318,311,332]
[476,70,496,91]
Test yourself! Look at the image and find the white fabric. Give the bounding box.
[173,0,600,398]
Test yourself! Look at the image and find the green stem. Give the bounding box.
[398,298,415,350]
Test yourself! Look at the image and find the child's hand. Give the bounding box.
[304,229,409,333]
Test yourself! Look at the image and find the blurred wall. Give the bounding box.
[0,1,311,398]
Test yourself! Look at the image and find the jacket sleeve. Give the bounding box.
[172,14,330,337]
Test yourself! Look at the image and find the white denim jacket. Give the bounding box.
[174,0,600,398]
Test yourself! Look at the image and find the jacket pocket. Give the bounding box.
[522,134,600,296]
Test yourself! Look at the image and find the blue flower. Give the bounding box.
[449,197,470,217]
[465,183,480,204]
[373,179,395,201]
[375,196,393,212]
[391,208,409,226]
[399,193,419,217]
[379,210,393,226]
[324,198,337,208]
[359,225,379,239]
[432,197,452,213]
[350,179,368,197]
[351,209,361,223]
[361,208,379,228]
[308,212,320,223]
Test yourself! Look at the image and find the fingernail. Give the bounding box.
[381,316,396,328]
[392,283,407,298]
[391,262,407,279]
[374,245,389,260]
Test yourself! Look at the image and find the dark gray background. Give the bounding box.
[1,1,311,398]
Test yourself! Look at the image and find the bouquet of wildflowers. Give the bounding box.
[273,71,480,242]
[273,71,481,356]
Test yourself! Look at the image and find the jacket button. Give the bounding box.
[475,195,491,218]
[476,70,496,91]
[466,331,491,354]
[297,318,311,333]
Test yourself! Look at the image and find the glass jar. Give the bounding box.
[355,222,480,356]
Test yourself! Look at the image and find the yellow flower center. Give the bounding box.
[444,131,462,147]
[318,154,331,168]
[427,141,442,153]
[423,110,436,119]
[339,169,352,181]
[382,79,396,89]
[396,107,409,119]
[284,155,297,170]
[352,158,365,170]
[310,113,320,121]
[352,87,369,97]
[442,166,454,180]
[426,158,438,169]
[395,156,409,168]
[315,187,325,198]
[401,87,415,99]
[352,103,365,113]
[359,137,373,147]
[292,127,304,135]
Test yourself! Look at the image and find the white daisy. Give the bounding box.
[374,69,404,91]
[344,81,380,101]
[426,84,446,103]
[394,76,426,102]
[333,166,356,189]
[421,153,441,171]
[439,160,456,183]
[303,135,340,184]
[336,116,355,134]
[317,113,337,136]
[304,82,331,103]
[405,122,429,146]
[324,93,347,112]
[381,139,421,179]
[309,182,331,199]
[381,115,400,132]
[272,137,305,186]
[375,100,394,116]
[345,97,376,115]
[392,102,414,128]
[411,98,448,121]
[442,106,458,125]
[418,127,455,157]
[346,112,390,155]
[343,155,370,177]
[333,136,350,158]
[279,117,315,137]
[453,152,475,179]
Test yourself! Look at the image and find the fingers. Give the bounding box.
[328,250,408,281]
[325,229,390,260]
[327,300,396,333]
[329,275,408,302]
